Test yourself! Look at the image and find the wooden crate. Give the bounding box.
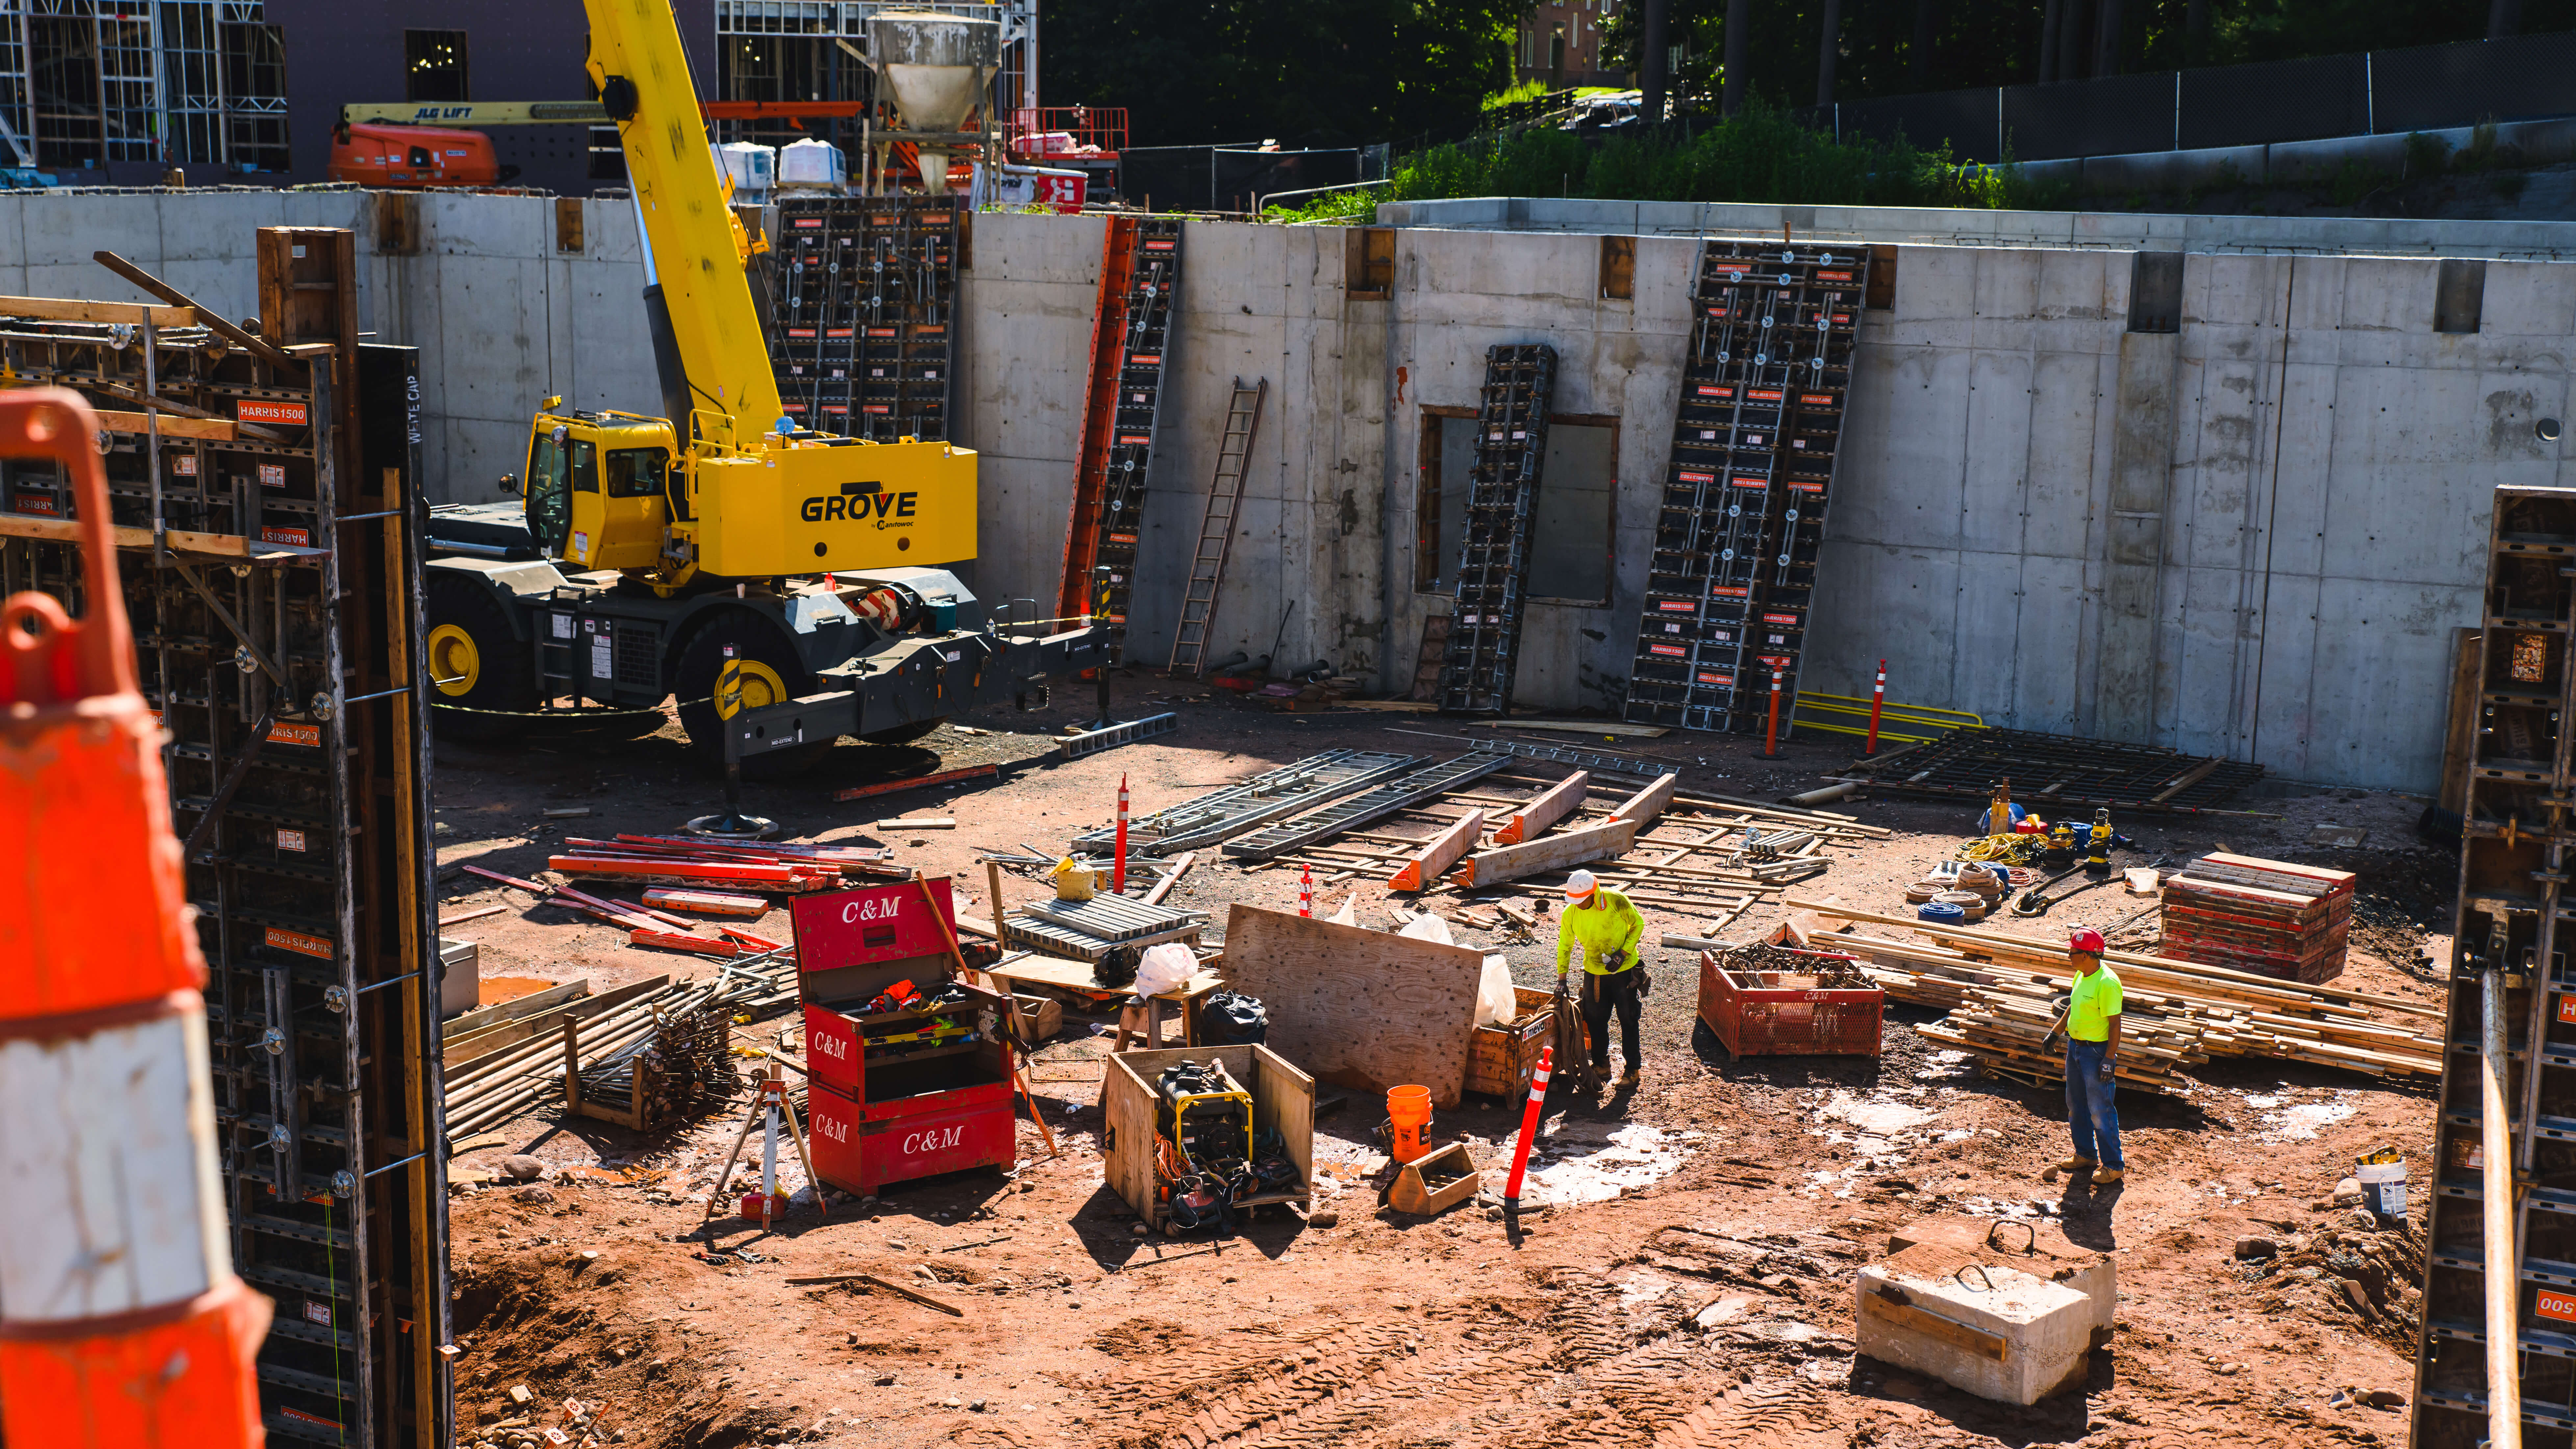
[1466,986,1589,1099]
[1102,1044,1314,1231]
[1013,992,1065,1042]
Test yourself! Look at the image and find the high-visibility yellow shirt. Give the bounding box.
[1555,887,1644,975]
[2066,965,2123,1043]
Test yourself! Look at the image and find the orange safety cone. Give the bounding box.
[0,389,271,1448]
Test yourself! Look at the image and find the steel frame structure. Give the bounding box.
[712,0,1036,149]
[0,0,284,171]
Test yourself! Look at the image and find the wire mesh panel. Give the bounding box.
[1623,242,1866,737]
[1438,343,1557,716]
[770,194,959,444]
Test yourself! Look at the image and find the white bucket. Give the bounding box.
[2357,1157,2407,1217]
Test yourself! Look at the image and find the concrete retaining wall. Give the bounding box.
[7,189,2567,790]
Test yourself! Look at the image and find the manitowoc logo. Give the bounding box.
[902,1126,965,1155]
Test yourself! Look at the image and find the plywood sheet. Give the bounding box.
[1220,904,1483,1107]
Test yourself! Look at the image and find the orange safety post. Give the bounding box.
[1864,659,1887,755]
[0,389,271,1447]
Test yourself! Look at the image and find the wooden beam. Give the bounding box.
[92,409,237,441]
[1388,809,1483,892]
[1454,817,1640,888]
[0,294,197,327]
[1491,770,1586,845]
[0,510,319,560]
[1609,771,1678,826]
[1860,1289,2008,1362]
[91,250,308,374]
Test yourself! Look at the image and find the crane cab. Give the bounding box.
[515,403,681,574]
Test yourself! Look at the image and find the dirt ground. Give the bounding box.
[432,684,2447,1449]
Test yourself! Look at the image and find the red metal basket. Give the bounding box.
[1696,949,1883,1057]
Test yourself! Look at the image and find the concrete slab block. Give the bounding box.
[155,192,280,262]
[427,192,546,258]
[1855,1240,2100,1406]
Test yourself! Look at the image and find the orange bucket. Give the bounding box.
[1387,1084,1433,1162]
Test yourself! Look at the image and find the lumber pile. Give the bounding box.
[2159,852,2354,984]
[465,864,784,957]
[443,953,796,1141]
[1784,896,2443,1089]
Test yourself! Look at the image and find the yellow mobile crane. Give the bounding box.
[423,0,1096,768]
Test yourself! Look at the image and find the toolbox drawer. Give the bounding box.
[791,878,956,974]
[808,1078,1015,1196]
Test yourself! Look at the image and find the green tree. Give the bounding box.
[1042,0,1523,148]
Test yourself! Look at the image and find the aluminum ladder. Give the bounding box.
[1168,376,1267,677]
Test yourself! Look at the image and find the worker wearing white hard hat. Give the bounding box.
[1556,869,1648,1086]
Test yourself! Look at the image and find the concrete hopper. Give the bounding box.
[865,11,1001,192]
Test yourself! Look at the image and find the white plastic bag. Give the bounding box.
[1132,941,1196,998]
[1474,955,1517,1028]
[1397,913,1454,946]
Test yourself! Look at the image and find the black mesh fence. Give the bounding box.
[1832,89,2007,162]
[1795,28,2576,165]
[2372,30,2576,132]
[2178,52,2368,149]
[1121,145,1361,212]
[2001,72,2177,160]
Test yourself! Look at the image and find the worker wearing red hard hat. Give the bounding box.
[2041,927,2125,1185]
[1557,869,1648,1087]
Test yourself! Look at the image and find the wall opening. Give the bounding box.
[1599,235,1635,299]
[404,30,469,104]
[1416,407,1615,606]
[2128,251,2184,333]
[1347,228,1394,299]
[2436,258,2487,334]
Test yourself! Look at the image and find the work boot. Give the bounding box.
[1618,1065,1642,1086]
[1590,1057,1612,1075]
[2052,1156,2096,1174]
[2093,1167,2125,1186]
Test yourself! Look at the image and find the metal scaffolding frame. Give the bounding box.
[711,0,1037,149]
[0,0,283,171]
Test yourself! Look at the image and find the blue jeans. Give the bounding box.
[2064,1039,2124,1170]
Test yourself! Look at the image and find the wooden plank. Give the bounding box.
[1254,1043,1317,1208]
[0,510,316,560]
[1609,771,1678,825]
[2440,625,2482,813]
[1102,1050,1159,1226]
[2147,757,2223,803]
[91,409,239,441]
[1492,770,1586,846]
[986,951,1126,996]
[442,975,670,1067]
[438,977,592,1039]
[0,294,197,326]
[1388,809,1483,892]
[1860,1289,2008,1362]
[1455,817,1640,888]
[1220,904,1484,1108]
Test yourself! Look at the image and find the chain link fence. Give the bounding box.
[1803,29,2576,164]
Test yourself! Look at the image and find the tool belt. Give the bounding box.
[1579,961,1650,1002]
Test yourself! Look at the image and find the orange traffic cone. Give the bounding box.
[0,389,271,1447]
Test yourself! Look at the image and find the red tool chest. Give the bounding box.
[794,878,1017,1194]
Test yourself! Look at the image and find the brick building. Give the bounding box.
[1515,0,1628,89]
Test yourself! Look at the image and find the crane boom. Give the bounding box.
[582,0,785,441]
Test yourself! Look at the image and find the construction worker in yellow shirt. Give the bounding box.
[1556,869,1647,1085]
[2041,927,2125,1185]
